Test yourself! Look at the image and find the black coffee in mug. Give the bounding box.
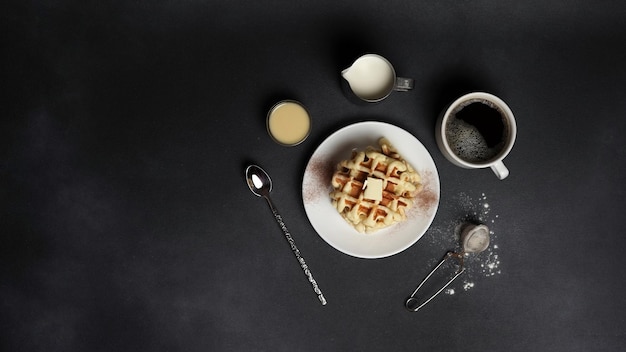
[445,99,509,163]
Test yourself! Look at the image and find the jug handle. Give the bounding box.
[394,77,414,91]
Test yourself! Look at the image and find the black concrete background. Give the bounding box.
[2,1,626,351]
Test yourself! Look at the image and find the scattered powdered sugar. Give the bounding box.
[422,191,502,295]
[464,193,502,286]
[463,282,475,291]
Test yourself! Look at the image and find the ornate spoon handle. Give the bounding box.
[269,205,327,305]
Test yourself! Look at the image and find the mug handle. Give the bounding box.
[394,77,414,91]
[490,161,510,180]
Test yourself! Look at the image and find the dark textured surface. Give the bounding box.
[2,1,626,351]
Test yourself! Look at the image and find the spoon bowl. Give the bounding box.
[246,165,272,198]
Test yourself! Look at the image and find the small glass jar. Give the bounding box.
[266,100,311,146]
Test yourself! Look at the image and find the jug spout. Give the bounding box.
[341,67,352,81]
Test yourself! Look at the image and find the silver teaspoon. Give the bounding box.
[245,164,327,305]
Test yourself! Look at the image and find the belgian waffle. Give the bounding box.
[330,138,423,233]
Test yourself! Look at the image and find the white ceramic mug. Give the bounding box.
[435,92,517,180]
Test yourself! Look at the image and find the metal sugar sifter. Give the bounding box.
[405,224,490,312]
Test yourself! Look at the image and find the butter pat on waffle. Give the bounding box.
[330,138,423,233]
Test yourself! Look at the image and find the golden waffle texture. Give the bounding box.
[330,138,423,233]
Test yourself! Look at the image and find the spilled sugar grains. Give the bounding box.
[424,192,501,295]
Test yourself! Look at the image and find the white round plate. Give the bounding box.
[302,121,440,259]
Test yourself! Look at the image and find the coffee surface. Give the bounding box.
[445,100,508,163]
